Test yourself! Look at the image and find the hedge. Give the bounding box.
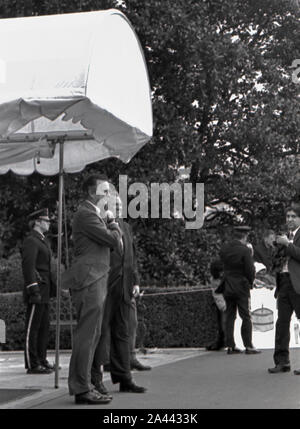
[0,248,220,351]
[137,287,218,348]
[0,252,24,293]
[0,287,219,351]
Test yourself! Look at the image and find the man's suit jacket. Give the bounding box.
[286,229,300,295]
[108,219,140,304]
[220,239,255,296]
[253,241,274,272]
[62,201,122,291]
[22,230,55,303]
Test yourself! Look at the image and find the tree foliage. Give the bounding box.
[0,0,300,285]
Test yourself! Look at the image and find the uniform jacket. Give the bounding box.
[286,228,300,295]
[107,219,140,304]
[220,239,255,296]
[22,230,55,303]
[62,201,122,291]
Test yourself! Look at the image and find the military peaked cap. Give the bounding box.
[233,225,251,232]
[28,208,50,222]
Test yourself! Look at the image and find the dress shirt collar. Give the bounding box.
[290,226,300,240]
[293,226,300,236]
[85,200,101,216]
[32,228,45,240]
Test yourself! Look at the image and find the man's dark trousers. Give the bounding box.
[225,291,252,349]
[274,273,300,366]
[91,219,139,386]
[128,297,138,362]
[25,303,50,369]
[91,280,132,385]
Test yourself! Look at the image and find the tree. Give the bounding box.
[1,0,300,285]
[118,1,300,195]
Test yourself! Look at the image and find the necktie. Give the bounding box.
[287,231,294,241]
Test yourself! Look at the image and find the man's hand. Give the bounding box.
[132,285,140,298]
[276,235,290,247]
[108,221,122,235]
[28,291,42,304]
[27,283,42,304]
[105,210,115,223]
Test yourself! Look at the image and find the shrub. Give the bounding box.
[0,252,23,293]
[133,219,223,287]
[0,287,219,351]
[136,287,218,348]
[0,292,26,350]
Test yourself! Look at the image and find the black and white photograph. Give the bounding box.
[0,0,300,413]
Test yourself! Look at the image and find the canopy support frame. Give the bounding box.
[54,137,64,389]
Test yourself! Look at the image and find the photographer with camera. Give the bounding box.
[268,204,300,374]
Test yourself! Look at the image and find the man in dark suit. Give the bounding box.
[22,208,55,374]
[65,175,122,405]
[268,205,300,374]
[91,195,147,394]
[219,226,261,355]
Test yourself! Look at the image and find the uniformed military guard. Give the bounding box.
[22,208,56,374]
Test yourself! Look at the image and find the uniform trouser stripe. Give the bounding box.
[26,304,36,370]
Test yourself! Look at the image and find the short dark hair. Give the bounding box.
[82,174,109,195]
[262,229,275,239]
[289,202,300,218]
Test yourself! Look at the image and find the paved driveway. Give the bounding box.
[1,348,297,409]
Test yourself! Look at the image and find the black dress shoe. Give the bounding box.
[268,365,291,374]
[245,347,261,355]
[131,360,152,371]
[119,381,147,393]
[93,380,108,395]
[42,361,61,371]
[93,381,112,399]
[294,369,300,375]
[75,390,112,405]
[27,365,53,374]
[227,347,243,355]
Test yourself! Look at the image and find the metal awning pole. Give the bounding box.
[55,138,64,388]
[63,190,73,346]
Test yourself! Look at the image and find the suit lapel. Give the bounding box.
[293,228,300,244]
[120,221,132,264]
[32,230,49,249]
[82,200,105,225]
[117,219,126,258]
